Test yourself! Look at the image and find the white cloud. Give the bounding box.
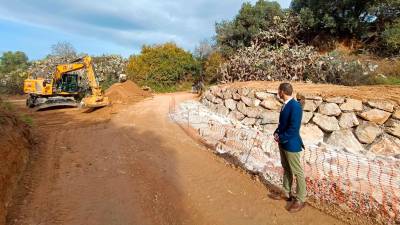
[0,0,291,53]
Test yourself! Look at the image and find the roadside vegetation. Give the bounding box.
[0,98,33,127]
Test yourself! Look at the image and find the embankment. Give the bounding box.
[0,100,32,225]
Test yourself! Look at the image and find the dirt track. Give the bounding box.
[6,93,346,225]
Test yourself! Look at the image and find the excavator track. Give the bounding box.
[29,96,79,111]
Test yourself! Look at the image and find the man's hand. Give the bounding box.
[274,133,279,143]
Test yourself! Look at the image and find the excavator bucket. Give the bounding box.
[81,95,110,108]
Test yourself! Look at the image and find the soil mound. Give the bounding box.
[105,80,152,104]
[0,101,32,225]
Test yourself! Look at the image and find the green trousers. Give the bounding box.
[279,146,307,202]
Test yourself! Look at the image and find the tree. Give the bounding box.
[291,0,400,37]
[381,18,400,52]
[194,40,213,60]
[215,0,284,56]
[194,40,215,83]
[51,41,77,58]
[0,51,29,73]
[204,51,225,83]
[0,51,29,94]
[127,42,198,91]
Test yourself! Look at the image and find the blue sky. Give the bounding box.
[0,0,291,60]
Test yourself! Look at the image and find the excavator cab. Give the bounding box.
[58,73,79,93]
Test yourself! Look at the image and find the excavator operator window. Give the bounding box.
[60,73,79,93]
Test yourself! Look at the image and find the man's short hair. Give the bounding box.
[278,82,293,96]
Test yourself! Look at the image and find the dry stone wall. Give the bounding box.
[172,84,400,224]
[200,85,400,158]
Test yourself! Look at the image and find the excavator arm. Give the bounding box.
[80,56,110,108]
[53,56,110,108]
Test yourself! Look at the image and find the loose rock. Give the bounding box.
[367,100,395,112]
[242,117,257,126]
[301,124,324,146]
[260,111,280,124]
[325,97,345,104]
[210,86,221,96]
[216,105,229,116]
[223,89,233,99]
[298,93,322,101]
[355,122,381,144]
[232,93,241,100]
[327,129,365,154]
[360,109,391,125]
[260,97,282,110]
[302,111,313,124]
[340,99,363,112]
[312,113,340,132]
[338,112,359,129]
[314,100,323,108]
[228,111,245,121]
[238,88,250,96]
[241,96,254,107]
[385,119,400,138]
[263,124,278,134]
[205,93,215,102]
[245,107,262,118]
[303,100,317,112]
[369,135,400,156]
[255,91,275,100]
[392,109,400,120]
[224,99,237,111]
[237,102,247,115]
[213,97,224,105]
[318,103,341,116]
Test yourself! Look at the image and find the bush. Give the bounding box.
[204,52,225,83]
[127,43,198,92]
[0,51,29,74]
[381,19,400,53]
[0,70,29,94]
[0,51,29,94]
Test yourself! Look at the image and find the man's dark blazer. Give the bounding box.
[274,98,304,152]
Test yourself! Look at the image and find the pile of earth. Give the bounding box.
[105,80,152,104]
[0,100,32,225]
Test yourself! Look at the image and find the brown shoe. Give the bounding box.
[288,200,306,213]
[268,192,293,201]
[285,198,295,210]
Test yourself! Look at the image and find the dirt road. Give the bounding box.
[7,93,346,225]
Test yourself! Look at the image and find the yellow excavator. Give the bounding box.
[23,56,110,110]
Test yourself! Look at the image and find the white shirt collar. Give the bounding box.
[284,97,293,105]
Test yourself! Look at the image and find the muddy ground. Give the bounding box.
[4,90,347,225]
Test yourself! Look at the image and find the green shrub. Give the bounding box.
[0,51,29,94]
[0,70,29,94]
[382,19,400,53]
[204,52,225,83]
[127,42,198,92]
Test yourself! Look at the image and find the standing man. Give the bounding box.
[270,82,306,213]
